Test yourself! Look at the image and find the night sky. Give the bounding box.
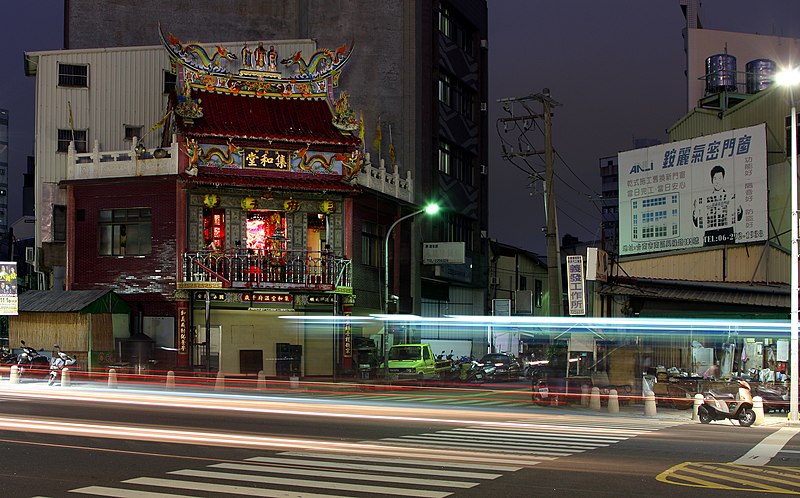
[2,1,800,256]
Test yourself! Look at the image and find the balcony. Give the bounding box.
[181,249,352,292]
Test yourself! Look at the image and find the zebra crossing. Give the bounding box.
[68,418,680,497]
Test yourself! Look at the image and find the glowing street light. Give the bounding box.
[777,66,800,424]
[382,203,440,379]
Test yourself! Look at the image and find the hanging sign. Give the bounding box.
[567,255,585,316]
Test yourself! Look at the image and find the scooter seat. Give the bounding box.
[707,390,735,400]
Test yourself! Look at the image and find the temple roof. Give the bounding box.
[176,90,361,148]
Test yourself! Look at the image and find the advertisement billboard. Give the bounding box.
[0,262,17,315]
[618,124,767,256]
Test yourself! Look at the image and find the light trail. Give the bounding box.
[0,414,541,467]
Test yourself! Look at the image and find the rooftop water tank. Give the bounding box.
[705,54,737,94]
[745,58,776,94]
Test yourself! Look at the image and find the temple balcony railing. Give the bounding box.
[181,249,352,292]
[357,152,414,203]
[66,136,180,180]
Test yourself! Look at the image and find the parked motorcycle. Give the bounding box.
[48,345,77,386]
[752,382,789,413]
[697,379,756,427]
[460,359,494,383]
[17,340,49,378]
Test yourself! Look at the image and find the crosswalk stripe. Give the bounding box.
[272,452,522,472]
[211,462,479,488]
[248,455,506,478]
[168,469,450,497]
[70,486,199,497]
[124,476,352,497]
[411,433,608,450]
[379,437,564,457]
[450,428,626,443]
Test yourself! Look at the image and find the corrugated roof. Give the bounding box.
[598,279,788,308]
[178,90,362,147]
[18,290,117,313]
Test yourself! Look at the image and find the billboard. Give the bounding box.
[0,262,17,315]
[618,124,767,256]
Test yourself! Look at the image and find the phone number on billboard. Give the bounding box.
[735,230,765,241]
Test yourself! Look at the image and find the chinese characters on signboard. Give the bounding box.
[243,148,290,170]
[567,255,585,316]
[177,306,188,354]
[618,124,768,256]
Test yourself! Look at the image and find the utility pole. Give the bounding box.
[497,89,563,316]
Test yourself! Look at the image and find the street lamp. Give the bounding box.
[382,202,440,379]
[777,66,800,424]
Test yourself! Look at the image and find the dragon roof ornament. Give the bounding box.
[158,24,354,95]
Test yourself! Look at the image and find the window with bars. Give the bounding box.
[99,208,152,256]
[58,63,88,87]
[57,129,87,153]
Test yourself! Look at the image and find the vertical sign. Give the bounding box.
[567,255,585,316]
[177,304,189,355]
[0,262,18,315]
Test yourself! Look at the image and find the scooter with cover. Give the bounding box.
[697,379,756,427]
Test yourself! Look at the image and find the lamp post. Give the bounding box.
[777,66,800,424]
[382,203,440,379]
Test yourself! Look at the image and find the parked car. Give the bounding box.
[478,353,522,381]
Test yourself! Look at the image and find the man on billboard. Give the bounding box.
[692,165,743,246]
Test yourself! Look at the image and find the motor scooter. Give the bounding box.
[697,379,756,427]
[48,345,77,386]
[17,340,49,378]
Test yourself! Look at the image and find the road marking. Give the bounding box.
[274,451,521,472]
[168,468,451,497]
[248,455,509,477]
[70,487,200,498]
[656,462,800,494]
[211,462,479,488]
[733,427,800,465]
[126,477,354,497]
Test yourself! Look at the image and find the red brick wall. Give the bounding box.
[68,176,178,306]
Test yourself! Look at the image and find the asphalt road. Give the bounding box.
[0,379,798,497]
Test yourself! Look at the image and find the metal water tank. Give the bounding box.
[746,58,776,93]
[705,54,738,94]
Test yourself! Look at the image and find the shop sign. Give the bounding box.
[343,321,352,358]
[193,291,227,301]
[177,306,189,354]
[308,295,336,305]
[567,255,586,316]
[241,293,293,303]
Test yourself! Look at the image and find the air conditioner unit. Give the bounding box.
[25,247,35,264]
[490,276,500,286]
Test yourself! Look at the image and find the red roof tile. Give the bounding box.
[184,168,361,193]
[178,90,361,147]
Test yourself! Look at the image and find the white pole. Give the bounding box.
[790,102,798,424]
